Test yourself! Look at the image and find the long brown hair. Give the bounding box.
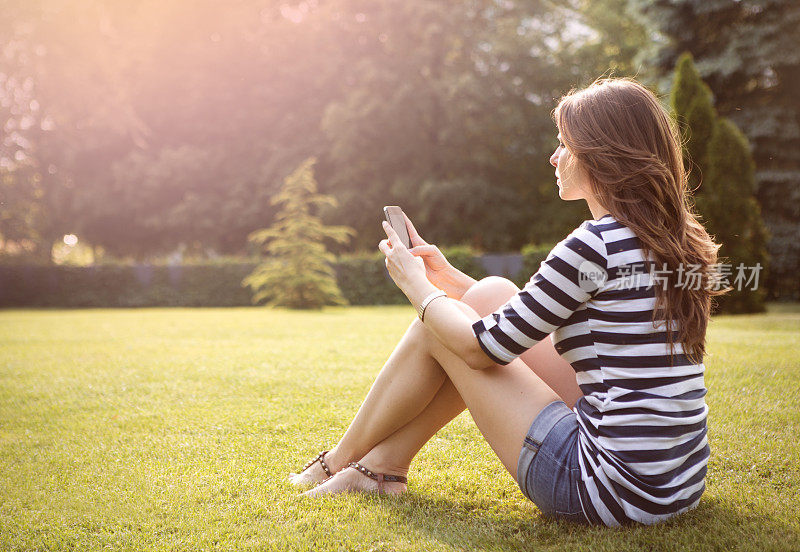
[554,77,729,365]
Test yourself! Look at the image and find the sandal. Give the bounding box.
[293,450,333,481]
[344,461,408,494]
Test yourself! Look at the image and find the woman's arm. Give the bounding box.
[381,219,609,371]
[380,221,495,370]
[422,260,476,300]
[404,276,495,370]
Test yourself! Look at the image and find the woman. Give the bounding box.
[289,78,728,527]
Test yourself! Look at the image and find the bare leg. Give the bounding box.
[294,278,512,485]
[355,279,582,476]
[289,316,450,486]
[306,301,563,496]
[302,277,579,494]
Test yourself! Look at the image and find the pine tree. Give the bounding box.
[243,158,353,309]
[670,54,769,313]
[702,118,770,313]
[670,53,716,190]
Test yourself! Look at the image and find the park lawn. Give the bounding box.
[0,304,798,552]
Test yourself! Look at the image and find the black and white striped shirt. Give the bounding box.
[471,214,709,526]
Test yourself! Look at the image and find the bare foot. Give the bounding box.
[302,464,407,497]
[288,451,336,488]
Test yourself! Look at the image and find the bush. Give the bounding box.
[334,251,407,306]
[439,245,488,281]
[0,263,256,308]
[0,245,528,308]
[517,243,554,288]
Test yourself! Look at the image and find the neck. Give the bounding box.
[586,197,611,221]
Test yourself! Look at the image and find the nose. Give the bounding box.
[550,148,559,168]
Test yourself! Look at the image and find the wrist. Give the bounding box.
[416,289,448,321]
[408,280,441,311]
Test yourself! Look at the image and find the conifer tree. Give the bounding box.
[632,0,800,299]
[702,118,769,313]
[670,53,769,313]
[243,158,353,309]
[670,53,716,190]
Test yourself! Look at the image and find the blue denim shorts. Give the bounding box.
[516,400,593,525]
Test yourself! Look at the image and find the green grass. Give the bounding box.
[1,304,798,551]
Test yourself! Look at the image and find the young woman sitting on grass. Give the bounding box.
[289,77,729,527]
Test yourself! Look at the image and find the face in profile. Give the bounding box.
[549,133,591,201]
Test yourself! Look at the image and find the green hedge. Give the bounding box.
[0,263,256,308]
[0,246,543,308]
[516,243,553,288]
[335,246,491,306]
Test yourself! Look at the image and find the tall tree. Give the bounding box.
[670,53,716,190]
[670,53,769,313]
[1,0,653,263]
[702,118,769,312]
[562,0,652,79]
[631,0,800,298]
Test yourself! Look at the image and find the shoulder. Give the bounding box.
[579,213,619,239]
[554,217,610,269]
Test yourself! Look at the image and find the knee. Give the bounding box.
[460,276,520,318]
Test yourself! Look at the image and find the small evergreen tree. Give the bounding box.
[243,157,353,309]
[670,53,770,314]
[670,53,716,190]
[702,118,770,313]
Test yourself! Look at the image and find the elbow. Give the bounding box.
[464,345,497,371]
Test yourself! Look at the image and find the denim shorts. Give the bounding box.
[516,399,594,525]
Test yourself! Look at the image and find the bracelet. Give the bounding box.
[417,290,448,321]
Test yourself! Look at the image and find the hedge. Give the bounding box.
[0,246,552,308]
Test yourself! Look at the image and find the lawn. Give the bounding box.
[1,304,798,551]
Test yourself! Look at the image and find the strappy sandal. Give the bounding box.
[294,450,333,480]
[344,461,408,495]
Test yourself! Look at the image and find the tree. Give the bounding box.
[670,53,716,190]
[670,53,769,313]
[701,118,770,313]
[631,0,800,299]
[1,0,657,263]
[243,158,353,309]
[562,0,652,79]
[316,0,649,253]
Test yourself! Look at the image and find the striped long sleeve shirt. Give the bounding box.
[471,214,709,526]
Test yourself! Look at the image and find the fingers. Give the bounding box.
[403,212,423,243]
[402,212,416,234]
[378,238,391,256]
[382,220,408,250]
[409,244,439,257]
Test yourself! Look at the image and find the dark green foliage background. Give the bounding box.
[2,0,795,301]
[632,0,800,299]
[0,246,547,308]
[670,53,770,313]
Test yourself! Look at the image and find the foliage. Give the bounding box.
[631,0,800,299]
[519,243,554,288]
[243,158,353,309]
[701,118,770,313]
[334,250,406,306]
[670,53,716,189]
[561,0,652,79]
[0,246,492,308]
[0,0,649,265]
[0,263,255,308]
[669,54,769,313]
